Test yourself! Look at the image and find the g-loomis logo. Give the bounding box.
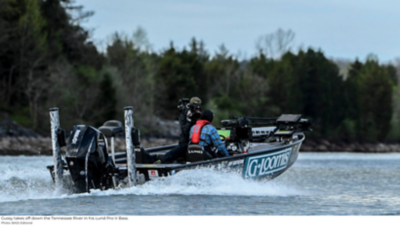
[243,147,292,179]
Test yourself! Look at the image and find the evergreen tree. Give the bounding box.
[156,42,205,119]
[359,59,393,141]
[93,72,117,126]
[266,49,347,137]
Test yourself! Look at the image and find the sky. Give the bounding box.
[75,0,400,62]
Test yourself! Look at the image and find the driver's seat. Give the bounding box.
[98,120,123,138]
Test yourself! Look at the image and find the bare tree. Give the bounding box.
[47,60,104,126]
[106,31,159,126]
[256,28,295,59]
[212,44,239,97]
[132,26,152,52]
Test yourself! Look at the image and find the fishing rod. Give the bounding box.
[229,115,277,121]
[248,122,277,127]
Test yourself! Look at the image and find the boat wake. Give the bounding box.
[67,167,306,199]
[0,156,56,203]
[0,156,305,203]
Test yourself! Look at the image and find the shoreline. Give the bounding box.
[1,137,400,156]
[0,137,180,156]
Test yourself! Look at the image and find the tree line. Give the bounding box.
[1,0,399,142]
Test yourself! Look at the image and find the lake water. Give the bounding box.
[0,153,399,215]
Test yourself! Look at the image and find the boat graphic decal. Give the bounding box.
[243,147,292,179]
[217,130,231,140]
[148,170,159,180]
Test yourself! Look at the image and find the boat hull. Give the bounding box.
[113,134,304,182]
[47,134,304,193]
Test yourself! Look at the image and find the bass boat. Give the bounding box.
[47,107,312,193]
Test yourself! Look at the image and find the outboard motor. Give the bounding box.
[65,125,112,193]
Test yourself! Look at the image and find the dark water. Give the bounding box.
[0,153,399,215]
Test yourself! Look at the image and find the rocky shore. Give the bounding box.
[1,113,400,155]
[0,114,182,155]
[0,137,179,156]
[1,137,399,156]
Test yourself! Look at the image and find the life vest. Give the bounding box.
[191,120,212,144]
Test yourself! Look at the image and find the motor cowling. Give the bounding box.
[66,125,108,164]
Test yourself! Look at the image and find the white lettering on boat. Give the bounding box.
[243,147,292,179]
[228,159,244,167]
[72,130,80,144]
[188,150,203,154]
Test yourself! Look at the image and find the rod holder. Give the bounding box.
[49,107,63,190]
[124,106,136,187]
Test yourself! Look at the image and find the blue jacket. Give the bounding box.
[189,124,229,157]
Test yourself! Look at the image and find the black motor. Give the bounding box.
[65,125,113,193]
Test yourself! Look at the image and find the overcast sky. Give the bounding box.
[75,0,399,62]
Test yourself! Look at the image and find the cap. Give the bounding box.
[190,97,202,105]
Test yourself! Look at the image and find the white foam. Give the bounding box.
[65,168,305,199]
[0,156,304,203]
[0,156,59,203]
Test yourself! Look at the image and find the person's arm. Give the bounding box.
[181,115,192,138]
[209,126,229,157]
[178,110,187,128]
[179,109,194,144]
